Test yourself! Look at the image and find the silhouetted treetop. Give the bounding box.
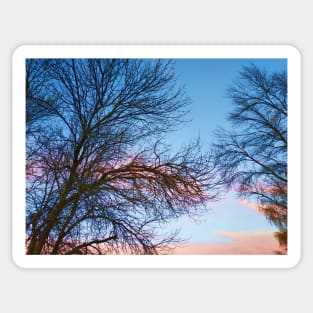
[213,64,287,248]
[26,58,219,255]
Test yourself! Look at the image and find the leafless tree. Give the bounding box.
[26,59,219,255]
[213,65,287,248]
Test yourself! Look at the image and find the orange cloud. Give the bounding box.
[172,231,286,255]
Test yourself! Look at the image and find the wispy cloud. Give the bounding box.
[173,231,286,255]
[238,199,262,214]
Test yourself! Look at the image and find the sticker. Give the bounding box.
[12,45,301,268]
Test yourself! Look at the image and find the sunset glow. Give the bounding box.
[24,56,288,255]
[173,231,286,255]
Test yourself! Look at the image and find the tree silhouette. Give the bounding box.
[26,59,219,255]
[213,64,287,249]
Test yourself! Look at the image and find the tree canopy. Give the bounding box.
[213,64,288,248]
[25,59,219,255]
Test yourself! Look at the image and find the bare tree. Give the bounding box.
[26,59,219,255]
[213,65,287,248]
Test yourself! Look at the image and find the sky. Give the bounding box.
[163,58,287,251]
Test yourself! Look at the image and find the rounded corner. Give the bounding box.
[11,251,27,270]
[285,252,302,269]
[12,44,29,61]
[284,44,302,60]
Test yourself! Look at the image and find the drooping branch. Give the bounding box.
[26,59,220,254]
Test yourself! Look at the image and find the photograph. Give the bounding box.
[12,45,301,268]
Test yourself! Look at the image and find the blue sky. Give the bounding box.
[165,58,287,243]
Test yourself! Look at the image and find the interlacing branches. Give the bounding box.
[26,59,220,254]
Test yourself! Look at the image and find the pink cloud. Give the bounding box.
[172,231,286,255]
[238,199,263,214]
